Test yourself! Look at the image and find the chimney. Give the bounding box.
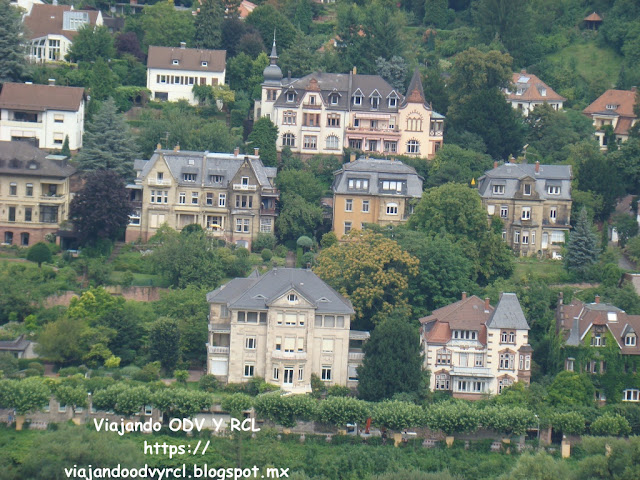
[180,42,186,49]
[352,66,357,75]
[288,70,291,82]
[254,147,259,156]
[48,78,55,86]
[509,155,516,164]
[484,297,490,312]
[234,147,239,157]
[173,143,180,152]
[493,160,498,169]
[595,295,600,304]
[350,152,356,163]
[535,161,540,173]
[521,69,526,74]
[461,292,467,301]
[156,143,162,150]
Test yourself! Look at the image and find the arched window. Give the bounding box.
[407,116,422,132]
[406,140,420,154]
[282,133,295,147]
[325,135,340,150]
[436,348,451,365]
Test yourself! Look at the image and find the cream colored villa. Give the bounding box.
[206,268,369,393]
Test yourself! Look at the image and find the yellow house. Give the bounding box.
[331,156,423,237]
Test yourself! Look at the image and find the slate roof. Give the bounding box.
[207,268,355,314]
[147,46,226,73]
[477,162,572,201]
[507,70,565,103]
[135,150,275,189]
[332,157,423,198]
[0,141,76,177]
[0,83,85,112]
[0,335,32,353]
[24,4,100,41]
[559,298,640,354]
[487,293,530,330]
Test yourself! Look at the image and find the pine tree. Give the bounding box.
[75,98,140,179]
[60,136,71,157]
[565,208,599,279]
[0,0,28,83]
[248,117,278,167]
[194,0,223,50]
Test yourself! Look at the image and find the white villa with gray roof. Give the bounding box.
[206,268,369,393]
[255,41,444,158]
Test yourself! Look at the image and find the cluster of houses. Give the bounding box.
[1,2,639,404]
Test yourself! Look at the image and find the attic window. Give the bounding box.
[287,293,298,303]
[493,184,505,195]
[540,88,547,97]
[516,88,523,95]
[317,297,330,303]
[625,334,636,346]
[607,312,618,322]
[606,104,618,110]
[201,61,208,67]
[172,59,179,65]
[28,162,38,170]
[388,97,397,108]
[353,94,362,106]
[286,92,295,102]
[252,294,267,300]
[330,94,338,105]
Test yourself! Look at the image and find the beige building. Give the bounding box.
[0,141,76,246]
[206,268,368,393]
[420,293,532,399]
[331,156,423,237]
[477,161,572,258]
[125,148,278,249]
[24,4,103,63]
[255,42,444,158]
[504,70,565,116]
[0,82,85,151]
[583,87,637,150]
[146,44,226,105]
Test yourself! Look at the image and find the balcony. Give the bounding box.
[208,323,230,334]
[271,351,307,361]
[429,130,444,136]
[207,344,230,355]
[348,352,364,361]
[260,207,277,215]
[302,103,321,110]
[346,126,400,136]
[148,178,171,187]
[39,194,65,203]
[232,184,257,191]
[450,366,493,378]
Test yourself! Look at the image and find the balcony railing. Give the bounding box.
[271,351,307,360]
[148,178,171,186]
[302,103,321,110]
[346,126,400,134]
[260,207,276,215]
[207,344,230,355]
[450,366,493,378]
[208,324,231,334]
[348,352,364,361]
[39,194,65,202]
[429,130,444,136]
[232,184,257,191]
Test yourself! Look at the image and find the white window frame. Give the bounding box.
[521,207,531,220]
[623,389,639,402]
[362,200,369,213]
[493,185,505,195]
[245,336,257,350]
[218,193,226,207]
[625,334,637,346]
[500,206,508,218]
[386,203,398,215]
[243,364,255,378]
[547,186,560,195]
[345,199,353,212]
[321,366,332,381]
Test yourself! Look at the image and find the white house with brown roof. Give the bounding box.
[583,87,637,150]
[146,44,226,105]
[420,293,532,399]
[24,4,103,62]
[0,82,85,151]
[504,70,565,116]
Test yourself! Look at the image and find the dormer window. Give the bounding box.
[625,334,636,346]
[309,95,316,105]
[370,92,381,110]
[353,94,362,106]
[547,186,560,195]
[540,88,547,96]
[286,92,295,102]
[516,88,523,95]
[183,173,197,182]
[201,61,208,67]
[524,184,531,195]
[388,97,397,108]
[330,94,339,105]
[493,184,505,195]
[172,59,179,65]
[606,104,618,110]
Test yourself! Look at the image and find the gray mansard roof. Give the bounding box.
[134,150,276,188]
[207,268,355,315]
[477,162,572,201]
[486,293,530,330]
[332,157,424,198]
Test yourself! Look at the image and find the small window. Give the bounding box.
[345,199,353,212]
[201,61,208,67]
[524,184,531,195]
[172,59,179,65]
[286,92,295,102]
[625,334,636,346]
[243,364,255,377]
[493,185,505,195]
[245,337,256,349]
[500,206,508,218]
[330,94,338,105]
[388,97,397,108]
[362,200,369,213]
[344,222,352,235]
[521,207,531,220]
[547,186,560,195]
[287,293,298,303]
[321,366,332,381]
[386,203,398,215]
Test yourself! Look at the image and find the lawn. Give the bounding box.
[548,40,622,90]
[511,257,571,284]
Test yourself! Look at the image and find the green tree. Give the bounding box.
[149,317,181,372]
[357,313,424,401]
[141,1,195,50]
[498,452,571,480]
[0,0,27,83]
[547,371,595,407]
[590,413,631,436]
[275,194,323,244]
[427,401,479,435]
[427,144,493,188]
[245,5,299,51]
[292,0,313,34]
[276,169,325,204]
[54,384,88,413]
[423,0,450,28]
[564,208,599,279]
[115,386,152,416]
[248,116,278,167]
[89,58,116,101]
[76,98,140,179]
[1,377,50,415]
[60,136,71,157]
[26,242,52,267]
[613,213,638,248]
[152,227,222,289]
[68,25,115,63]
[194,0,223,49]
[374,56,408,91]
[316,396,370,427]
[314,231,419,329]
[69,170,132,246]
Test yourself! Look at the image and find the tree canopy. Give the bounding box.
[0,0,27,83]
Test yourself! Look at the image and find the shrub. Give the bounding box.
[301,251,315,267]
[320,232,338,248]
[174,369,189,384]
[254,393,317,428]
[552,411,586,435]
[274,245,288,257]
[327,385,351,397]
[131,362,161,382]
[426,401,479,435]
[198,374,219,392]
[221,393,253,416]
[261,249,273,262]
[372,400,426,431]
[590,413,631,436]
[316,396,370,427]
[235,247,250,258]
[253,233,276,252]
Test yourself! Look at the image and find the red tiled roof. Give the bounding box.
[583,89,637,118]
[614,117,635,136]
[507,70,565,103]
[584,12,603,22]
[147,46,226,73]
[24,4,100,41]
[0,83,85,112]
